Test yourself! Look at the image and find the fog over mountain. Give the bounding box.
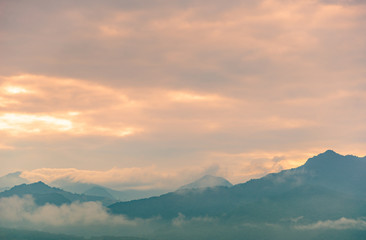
[1,150,366,240]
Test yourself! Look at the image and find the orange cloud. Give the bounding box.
[0,74,232,138]
[3,86,29,94]
[168,91,223,102]
[0,74,142,137]
[0,113,73,134]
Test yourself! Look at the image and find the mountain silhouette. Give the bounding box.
[109,150,366,221]
[178,175,232,190]
[0,181,115,206]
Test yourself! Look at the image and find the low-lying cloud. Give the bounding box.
[0,195,152,236]
[1,195,366,240]
[0,195,222,238]
[296,217,366,230]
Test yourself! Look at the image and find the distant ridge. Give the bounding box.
[50,178,168,201]
[84,186,115,199]
[0,181,116,206]
[0,171,28,191]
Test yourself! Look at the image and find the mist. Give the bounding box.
[0,195,155,237]
[1,196,366,240]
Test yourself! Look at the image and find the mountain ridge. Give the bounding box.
[109,150,366,221]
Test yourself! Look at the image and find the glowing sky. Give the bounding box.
[1,0,366,189]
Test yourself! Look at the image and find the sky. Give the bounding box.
[1,0,366,189]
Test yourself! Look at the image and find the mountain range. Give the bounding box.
[0,172,170,202]
[109,150,366,222]
[2,150,365,222]
[1,150,366,240]
[0,172,233,203]
[0,173,231,206]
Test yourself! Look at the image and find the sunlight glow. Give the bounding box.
[0,113,73,133]
[169,91,219,102]
[68,111,80,116]
[4,86,28,94]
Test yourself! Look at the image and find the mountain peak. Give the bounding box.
[301,149,366,176]
[321,149,340,156]
[178,175,233,190]
[10,181,53,193]
[304,150,342,166]
[32,181,48,186]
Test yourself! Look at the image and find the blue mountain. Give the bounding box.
[109,150,366,221]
